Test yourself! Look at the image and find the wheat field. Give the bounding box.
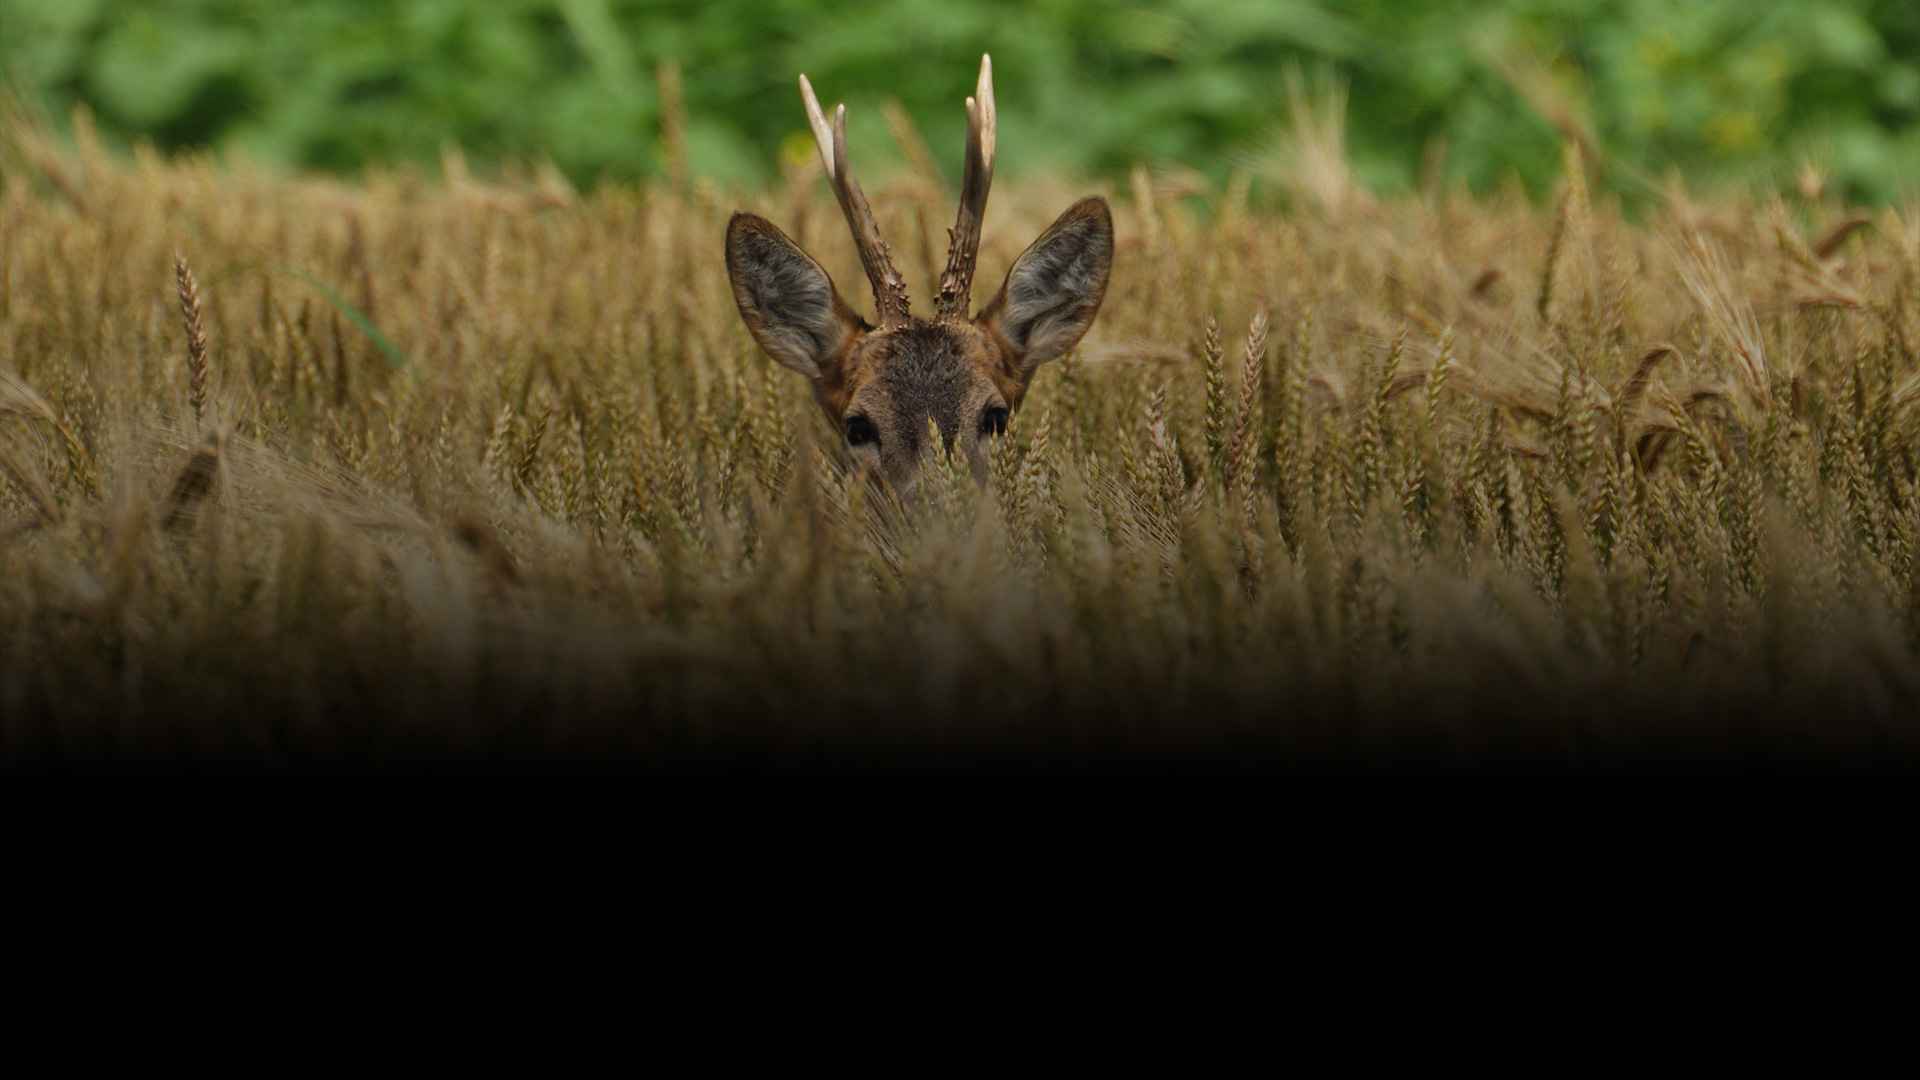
[4,115,1920,769]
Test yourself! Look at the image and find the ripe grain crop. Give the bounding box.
[3,111,1920,768]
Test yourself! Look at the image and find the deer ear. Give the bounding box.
[978,197,1113,374]
[726,213,867,380]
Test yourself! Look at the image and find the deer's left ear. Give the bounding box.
[977,196,1113,376]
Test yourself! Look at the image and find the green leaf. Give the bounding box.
[282,268,410,371]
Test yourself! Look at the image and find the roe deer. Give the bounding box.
[725,55,1113,494]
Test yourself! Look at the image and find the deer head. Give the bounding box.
[726,55,1114,494]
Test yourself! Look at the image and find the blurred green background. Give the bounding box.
[3,0,1918,201]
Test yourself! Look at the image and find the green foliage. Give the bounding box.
[3,0,1920,199]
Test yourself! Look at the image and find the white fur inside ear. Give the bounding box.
[727,221,841,378]
[1000,206,1112,365]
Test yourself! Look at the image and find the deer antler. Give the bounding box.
[799,73,912,326]
[935,54,996,319]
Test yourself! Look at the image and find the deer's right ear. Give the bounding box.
[726,213,867,380]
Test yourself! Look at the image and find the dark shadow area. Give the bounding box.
[6,636,1913,775]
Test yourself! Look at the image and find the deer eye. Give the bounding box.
[846,415,879,447]
[980,406,1009,437]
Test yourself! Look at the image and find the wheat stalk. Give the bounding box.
[174,253,210,429]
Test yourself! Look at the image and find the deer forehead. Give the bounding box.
[844,321,1010,418]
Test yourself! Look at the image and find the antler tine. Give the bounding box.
[797,73,912,324]
[936,54,997,318]
[797,74,836,180]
